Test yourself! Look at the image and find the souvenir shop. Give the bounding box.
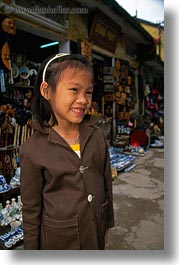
[0,9,164,249]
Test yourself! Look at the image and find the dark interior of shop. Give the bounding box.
[11,29,60,63]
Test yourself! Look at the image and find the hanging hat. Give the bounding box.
[151,87,160,95]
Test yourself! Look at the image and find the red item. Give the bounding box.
[151,87,160,95]
[130,131,149,147]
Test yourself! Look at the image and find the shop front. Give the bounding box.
[0,0,163,250]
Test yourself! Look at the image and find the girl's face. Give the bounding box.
[48,68,93,126]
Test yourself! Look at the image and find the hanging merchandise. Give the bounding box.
[80,39,93,64]
[0,15,16,86]
[19,66,29,80]
[1,16,16,36]
[12,63,19,79]
[1,42,11,71]
[0,69,6,93]
[144,82,151,96]
[112,57,135,126]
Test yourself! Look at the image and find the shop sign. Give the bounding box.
[90,11,121,53]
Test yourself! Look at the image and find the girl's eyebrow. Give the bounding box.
[68,82,93,89]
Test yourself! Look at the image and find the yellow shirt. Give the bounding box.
[69,143,81,158]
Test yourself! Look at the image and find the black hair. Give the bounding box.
[0,14,9,31]
[32,54,94,127]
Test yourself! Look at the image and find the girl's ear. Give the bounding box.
[40,82,50,100]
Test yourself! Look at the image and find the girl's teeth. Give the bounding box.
[74,109,82,113]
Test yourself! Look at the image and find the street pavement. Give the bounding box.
[106,147,164,250]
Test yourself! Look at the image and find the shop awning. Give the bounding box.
[144,55,164,75]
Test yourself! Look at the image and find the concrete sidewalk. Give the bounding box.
[106,148,164,250]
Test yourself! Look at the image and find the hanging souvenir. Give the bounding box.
[0,16,16,85]
[0,69,6,92]
[19,66,29,79]
[12,63,19,78]
[1,42,11,70]
[29,69,37,76]
[1,17,16,36]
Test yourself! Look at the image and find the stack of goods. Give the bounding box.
[0,103,33,148]
[0,196,22,227]
[113,123,130,150]
[10,166,21,189]
[0,146,20,188]
[0,196,23,249]
[124,145,146,156]
[0,174,10,193]
[113,134,129,149]
[109,147,136,174]
[149,136,164,148]
[0,227,23,249]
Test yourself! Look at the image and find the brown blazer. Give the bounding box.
[19,117,114,250]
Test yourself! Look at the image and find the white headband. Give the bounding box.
[42,53,69,82]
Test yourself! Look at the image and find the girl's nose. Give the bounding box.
[76,92,88,105]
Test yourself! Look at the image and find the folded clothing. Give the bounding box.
[150,136,164,148]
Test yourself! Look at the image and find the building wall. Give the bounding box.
[140,22,164,62]
[67,13,88,42]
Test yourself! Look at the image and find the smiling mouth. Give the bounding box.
[71,108,86,116]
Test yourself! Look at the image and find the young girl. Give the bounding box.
[19,53,114,250]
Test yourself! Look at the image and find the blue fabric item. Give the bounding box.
[0,69,6,92]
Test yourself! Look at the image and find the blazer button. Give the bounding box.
[87,194,93,202]
[79,165,88,174]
